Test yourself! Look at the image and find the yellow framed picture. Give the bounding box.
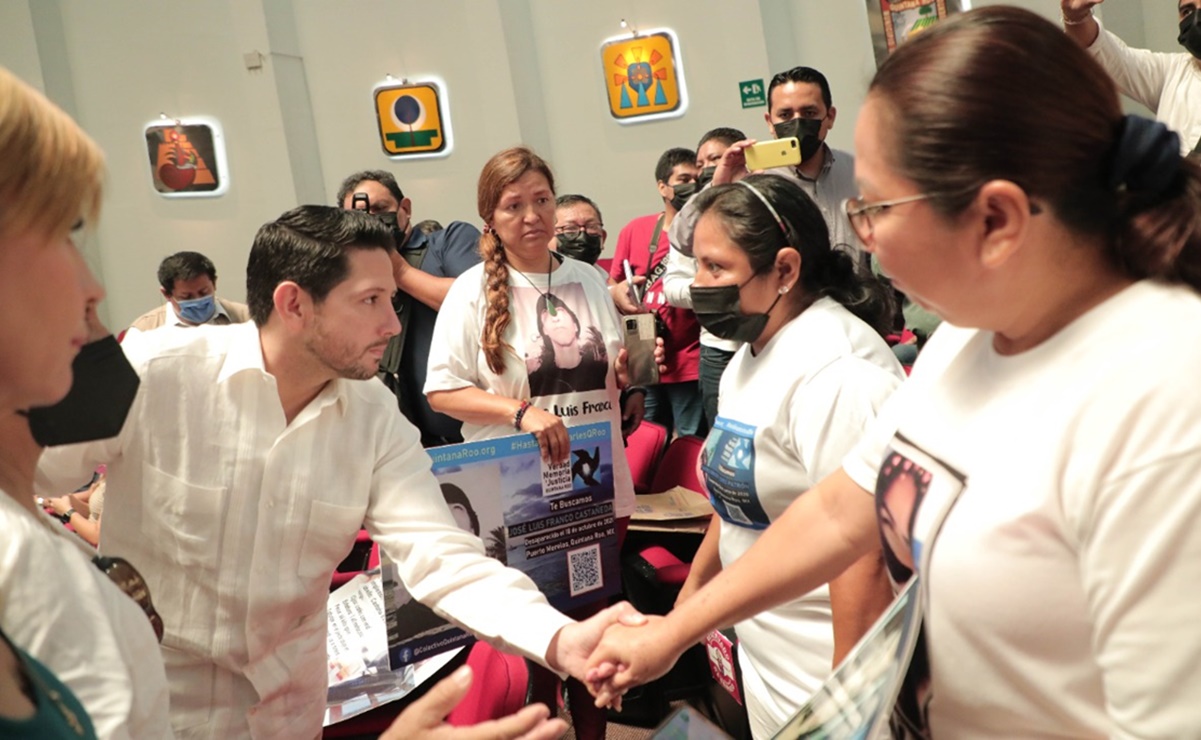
[600,29,688,124]
[374,79,453,159]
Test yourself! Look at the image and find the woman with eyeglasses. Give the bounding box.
[0,68,173,738]
[588,7,1201,737]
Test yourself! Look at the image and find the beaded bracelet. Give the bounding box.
[514,400,532,431]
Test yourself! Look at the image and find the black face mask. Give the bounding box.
[697,166,717,190]
[1180,12,1201,60]
[556,232,604,265]
[375,211,410,250]
[21,336,140,447]
[669,181,699,212]
[773,117,824,162]
[690,278,783,344]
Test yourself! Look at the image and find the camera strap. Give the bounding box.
[644,213,669,290]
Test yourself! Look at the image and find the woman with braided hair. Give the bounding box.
[426,146,651,740]
[588,7,1201,737]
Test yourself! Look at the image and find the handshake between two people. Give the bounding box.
[550,601,693,710]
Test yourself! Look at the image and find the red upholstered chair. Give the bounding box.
[624,420,668,494]
[650,435,706,495]
[446,642,532,726]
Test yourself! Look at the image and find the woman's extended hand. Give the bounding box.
[519,405,570,465]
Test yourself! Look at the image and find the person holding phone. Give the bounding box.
[589,8,1201,737]
[425,146,661,740]
[668,67,863,278]
[608,147,706,438]
[336,169,482,447]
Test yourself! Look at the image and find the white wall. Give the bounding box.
[3,0,1178,329]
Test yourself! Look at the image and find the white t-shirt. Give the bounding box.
[427,257,636,518]
[1089,20,1201,156]
[846,279,1201,738]
[0,494,173,740]
[705,298,903,739]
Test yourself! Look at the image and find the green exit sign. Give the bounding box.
[739,79,766,108]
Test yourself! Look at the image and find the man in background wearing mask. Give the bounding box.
[125,251,249,338]
[607,148,705,438]
[336,169,481,447]
[1062,0,1201,157]
[551,194,608,278]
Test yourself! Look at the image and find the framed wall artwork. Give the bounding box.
[866,0,965,68]
[600,28,688,124]
[143,116,229,198]
[373,78,453,160]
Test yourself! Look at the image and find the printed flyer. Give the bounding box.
[387,422,620,667]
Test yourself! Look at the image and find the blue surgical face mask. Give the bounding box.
[177,294,217,324]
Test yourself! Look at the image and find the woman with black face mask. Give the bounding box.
[0,66,174,739]
[1062,0,1201,157]
[653,174,901,738]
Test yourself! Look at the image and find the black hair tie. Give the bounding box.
[1107,115,1182,198]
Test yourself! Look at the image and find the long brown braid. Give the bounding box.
[476,147,556,375]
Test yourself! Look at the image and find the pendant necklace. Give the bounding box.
[510,252,558,316]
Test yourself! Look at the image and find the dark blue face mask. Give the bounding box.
[21,336,140,446]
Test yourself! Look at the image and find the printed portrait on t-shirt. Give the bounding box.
[872,433,967,740]
[515,282,609,396]
[875,450,934,585]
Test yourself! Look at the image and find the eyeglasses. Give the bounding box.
[843,187,1042,243]
[555,225,604,238]
[842,193,937,243]
[92,555,164,643]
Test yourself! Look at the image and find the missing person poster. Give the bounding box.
[387,422,620,666]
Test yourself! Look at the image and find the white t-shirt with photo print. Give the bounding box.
[844,279,1201,738]
[426,256,635,518]
[704,297,903,739]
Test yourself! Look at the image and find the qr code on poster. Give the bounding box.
[567,543,603,597]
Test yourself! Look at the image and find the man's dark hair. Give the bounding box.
[157,251,217,294]
[655,148,697,184]
[555,194,604,225]
[246,205,395,326]
[696,127,746,152]
[767,66,833,111]
[334,170,404,208]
